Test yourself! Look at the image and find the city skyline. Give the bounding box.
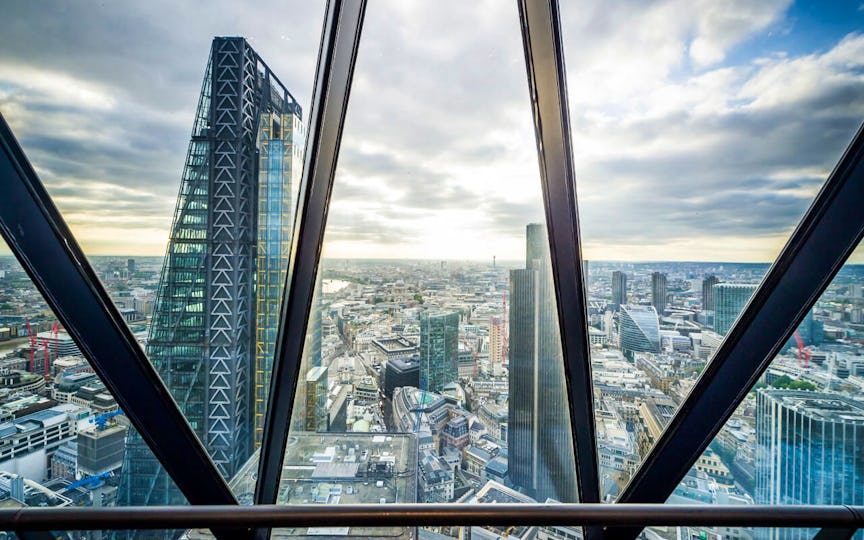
[2,1,864,262]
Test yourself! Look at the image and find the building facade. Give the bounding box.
[612,271,627,311]
[651,272,667,315]
[419,311,459,393]
[508,224,577,504]
[755,390,864,540]
[118,37,303,511]
[714,283,757,335]
[305,366,328,432]
[383,355,420,399]
[702,275,720,311]
[619,305,661,357]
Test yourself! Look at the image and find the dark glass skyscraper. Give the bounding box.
[651,271,667,315]
[508,223,576,503]
[611,270,627,311]
[118,37,303,512]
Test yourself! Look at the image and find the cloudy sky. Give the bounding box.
[1,0,863,262]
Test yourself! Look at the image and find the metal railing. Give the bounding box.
[1,504,862,531]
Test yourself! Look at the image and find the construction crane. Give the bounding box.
[38,322,59,381]
[88,410,123,431]
[793,331,811,368]
[62,471,114,493]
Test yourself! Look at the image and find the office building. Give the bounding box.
[612,271,628,310]
[488,318,505,376]
[619,305,661,358]
[77,423,127,478]
[383,355,420,399]
[702,275,720,311]
[118,37,304,509]
[755,390,864,540]
[0,405,78,481]
[714,283,757,335]
[305,366,328,432]
[509,224,577,503]
[126,259,135,275]
[651,272,667,315]
[419,310,459,393]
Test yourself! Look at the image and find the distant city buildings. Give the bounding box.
[714,283,758,335]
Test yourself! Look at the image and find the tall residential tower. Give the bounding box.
[118,37,303,511]
[651,272,667,315]
[611,271,627,311]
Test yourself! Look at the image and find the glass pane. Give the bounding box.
[0,240,186,540]
[560,1,864,498]
[663,242,864,540]
[0,0,324,508]
[236,0,574,537]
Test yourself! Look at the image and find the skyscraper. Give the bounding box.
[714,283,757,335]
[118,37,303,511]
[651,272,667,315]
[618,305,661,358]
[755,390,864,540]
[419,310,459,393]
[702,275,719,311]
[305,366,329,432]
[508,223,577,504]
[611,270,627,310]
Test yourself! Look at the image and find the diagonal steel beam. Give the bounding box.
[517,0,601,512]
[608,121,864,540]
[254,0,367,515]
[0,114,242,540]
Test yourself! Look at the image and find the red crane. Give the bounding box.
[42,322,59,380]
[793,330,811,368]
[24,317,36,374]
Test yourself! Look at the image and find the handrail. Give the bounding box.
[3,504,863,531]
